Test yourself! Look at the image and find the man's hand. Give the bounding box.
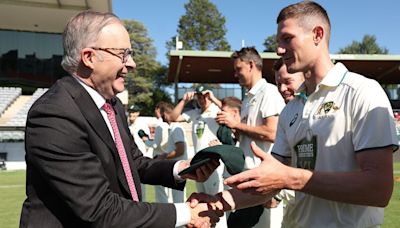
[208,139,222,147]
[224,142,290,195]
[183,92,196,103]
[205,90,222,108]
[186,201,223,228]
[186,192,226,228]
[216,111,239,129]
[178,159,220,182]
[187,192,224,210]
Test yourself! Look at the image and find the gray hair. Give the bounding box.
[231,47,263,71]
[61,11,122,74]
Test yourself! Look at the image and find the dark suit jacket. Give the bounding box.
[20,76,185,228]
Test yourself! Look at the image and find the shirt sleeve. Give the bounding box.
[272,109,292,157]
[151,125,164,149]
[351,78,399,152]
[144,139,157,149]
[173,160,186,181]
[174,203,191,227]
[171,126,185,144]
[260,86,285,118]
[182,109,198,123]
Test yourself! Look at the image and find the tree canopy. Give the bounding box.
[338,34,388,54]
[123,20,171,116]
[166,0,231,51]
[263,34,278,52]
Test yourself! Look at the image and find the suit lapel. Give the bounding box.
[62,77,133,198]
[70,85,116,154]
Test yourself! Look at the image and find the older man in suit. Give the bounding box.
[19,11,220,228]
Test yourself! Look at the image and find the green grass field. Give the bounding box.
[1,164,399,228]
[384,162,400,228]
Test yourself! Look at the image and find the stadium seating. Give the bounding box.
[0,87,22,116]
[0,87,48,141]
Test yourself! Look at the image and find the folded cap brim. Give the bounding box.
[178,145,245,176]
[178,158,213,176]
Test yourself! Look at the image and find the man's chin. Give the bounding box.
[238,80,247,88]
[284,95,295,103]
[113,89,125,95]
[287,65,299,74]
[113,83,125,95]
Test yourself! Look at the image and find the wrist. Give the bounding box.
[286,166,312,191]
[182,99,189,105]
[213,194,224,211]
[215,192,232,211]
[231,121,240,131]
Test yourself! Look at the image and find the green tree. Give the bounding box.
[166,0,231,51]
[263,34,277,52]
[165,0,231,103]
[338,34,388,54]
[123,20,172,116]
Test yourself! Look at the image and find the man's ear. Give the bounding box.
[81,48,96,70]
[248,60,255,71]
[312,25,324,46]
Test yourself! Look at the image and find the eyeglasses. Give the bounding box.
[91,47,134,63]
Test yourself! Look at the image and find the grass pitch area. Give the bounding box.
[1,163,399,228]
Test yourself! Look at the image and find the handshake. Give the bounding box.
[185,192,230,228]
[177,159,228,228]
[180,142,288,227]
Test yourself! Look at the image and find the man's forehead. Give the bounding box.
[234,59,249,67]
[277,18,298,33]
[195,92,207,98]
[274,72,282,82]
[96,23,131,46]
[233,59,242,65]
[222,106,238,112]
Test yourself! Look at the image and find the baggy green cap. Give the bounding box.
[217,125,237,145]
[179,144,244,176]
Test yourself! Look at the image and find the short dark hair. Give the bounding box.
[277,1,331,43]
[273,58,284,71]
[231,47,263,71]
[155,101,167,110]
[159,102,174,114]
[221,96,242,112]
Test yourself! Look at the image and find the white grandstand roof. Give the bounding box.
[0,0,112,33]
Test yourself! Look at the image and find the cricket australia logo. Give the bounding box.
[316,101,339,115]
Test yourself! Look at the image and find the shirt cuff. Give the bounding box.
[174,203,191,227]
[144,139,157,149]
[173,160,186,182]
